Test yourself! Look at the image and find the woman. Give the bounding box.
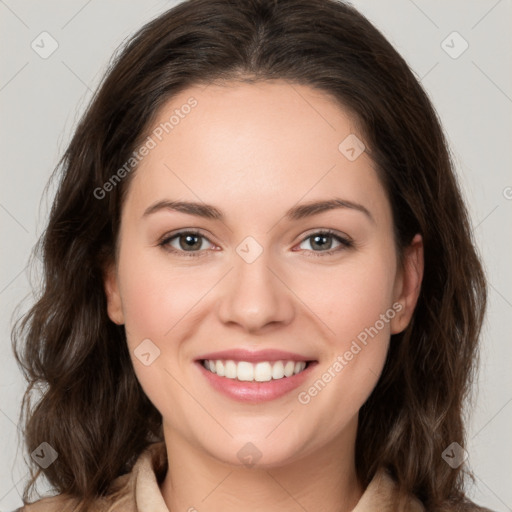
[12,0,491,510]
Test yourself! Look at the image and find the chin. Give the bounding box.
[199,434,310,469]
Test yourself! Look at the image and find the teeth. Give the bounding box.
[254,362,272,382]
[284,361,295,377]
[202,359,307,382]
[272,361,285,379]
[237,361,254,382]
[215,360,225,377]
[225,360,237,379]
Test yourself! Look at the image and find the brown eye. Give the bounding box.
[176,233,204,251]
[159,230,214,257]
[297,230,353,256]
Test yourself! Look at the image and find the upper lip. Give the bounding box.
[196,349,316,363]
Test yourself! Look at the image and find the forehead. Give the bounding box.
[124,80,389,226]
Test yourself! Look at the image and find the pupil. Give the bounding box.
[312,235,331,250]
[181,234,201,251]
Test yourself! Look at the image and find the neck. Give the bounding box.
[160,419,363,512]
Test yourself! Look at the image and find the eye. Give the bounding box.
[296,230,353,257]
[159,230,216,257]
[158,228,353,258]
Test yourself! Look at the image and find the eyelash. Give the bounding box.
[158,229,353,258]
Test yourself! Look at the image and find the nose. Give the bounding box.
[217,247,295,333]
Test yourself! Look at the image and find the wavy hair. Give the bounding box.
[12,0,488,510]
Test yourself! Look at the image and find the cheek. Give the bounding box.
[291,247,398,345]
[119,270,168,346]
[117,244,207,347]
[116,246,198,420]
[293,248,396,409]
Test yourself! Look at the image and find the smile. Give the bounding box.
[202,359,309,382]
[195,348,317,402]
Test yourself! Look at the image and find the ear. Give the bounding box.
[103,263,125,325]
[390,234,424,335]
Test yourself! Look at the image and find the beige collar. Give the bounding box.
[23,441,425,511]
[131,442,425,512]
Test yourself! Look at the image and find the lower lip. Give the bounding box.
[196,361,317,403]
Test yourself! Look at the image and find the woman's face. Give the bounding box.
[105,80,422,467]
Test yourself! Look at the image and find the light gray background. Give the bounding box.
[1,1,511,510]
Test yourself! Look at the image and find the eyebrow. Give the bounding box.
[142,197,374,223]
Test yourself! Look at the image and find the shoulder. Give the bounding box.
[17,494,80,512]
[360,469,497,512]
[18,487,135,512]
[17,472,134,512]
[14,473,137,512]
[15,443,162,512]
[355,468,425,511]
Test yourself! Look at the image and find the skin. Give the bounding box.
[104,80,423,512]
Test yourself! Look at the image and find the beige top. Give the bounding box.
[21,441,425,511]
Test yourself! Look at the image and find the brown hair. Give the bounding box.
[12,0,488,510]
